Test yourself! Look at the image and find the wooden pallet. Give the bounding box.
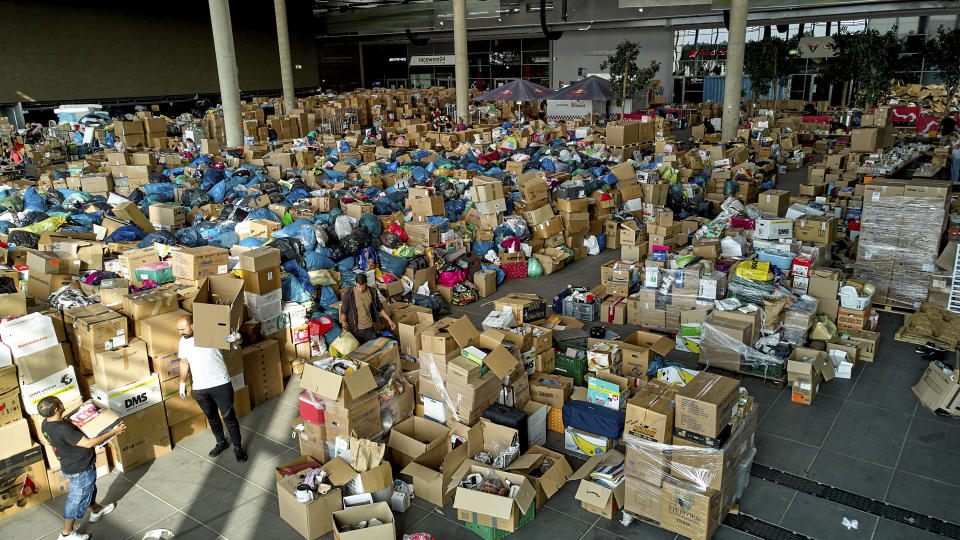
[871,302,917,315]
[698,362,786,388]
[894,311,956,349]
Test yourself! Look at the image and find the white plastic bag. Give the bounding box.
[584,235,600,255]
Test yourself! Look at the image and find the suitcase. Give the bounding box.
[482,403,529,453]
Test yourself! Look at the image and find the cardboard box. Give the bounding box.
[148,204,185,227]
[794,216,837,244]
[240,340,285,405]
[404,223,440,247]
[332,502,396,540]
[300,360,375,407]
[0,445,51,521]
[400,438,469,507]
[529,372,573,408]
[121,288,179,320]
[240,266,281,295]
[26,272,75,300]
[569,451,627,519]
[758,189,791,216]
[237,247,282,272]
[387,416,449,468]
[659,478,721,540]
[26,250,80,275]
[621,331,675,379]
[105,403,171,472]
[19,366,81,416]
[913,361,960,417]
[0,418,32,459]
[674,372,739,438]
[564,427,614,456]
[137,309,189,357]
[13,345,68,386]
[90,373,162,417]
[453,466,536,532]
[92,339,150,390]
[474,269,497,298]
[113,201,155,234]
[118,246,159,283]
[0,312,59,359]
[624,384,676,444]
[172,246,229,281]
[494,294,547,325]
[64,304,128,354]
[278,475,342,539]
[190,276,244,349]
[169,414,207,446]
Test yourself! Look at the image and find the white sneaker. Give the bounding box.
[60,532,90,540]
[89,502,115,523]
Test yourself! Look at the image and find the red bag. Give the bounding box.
[387,222,408,242]
[501,262,528,280]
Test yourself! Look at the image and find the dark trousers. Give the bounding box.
[355,327,377,343]
[194,382,242,447]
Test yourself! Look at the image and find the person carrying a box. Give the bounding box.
[339,271,395,343]
[38,396,126,540]
[176,314,247,463]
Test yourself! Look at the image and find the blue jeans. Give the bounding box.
[951,158,959,182]
[63,467,97,520]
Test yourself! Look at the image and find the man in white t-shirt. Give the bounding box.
[177,315,247,462]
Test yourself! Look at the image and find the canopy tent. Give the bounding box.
[546,76,614,101]
[472,79,553,102]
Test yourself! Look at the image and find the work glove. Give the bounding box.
[179,383,189,399]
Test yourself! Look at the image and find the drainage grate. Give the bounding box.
[751,463,960,538]
[724,513,814,540]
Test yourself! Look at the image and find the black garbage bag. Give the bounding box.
[45,189,65,207]
[318,221,339,245]
[269,237,305,267]
[341,228,371,257]
[0,276,17,294]
[19,211,49,227]
[412,293,451,318]
[379,232,401,249]
[128,189,145,203]
[138,230,177,248]
[176,227,207,247]
[182,188,213,208]
[8,230,39,249]
[268,192,286,204]
[290,179,310,193]
[148,171,168,184]
[260,181,282,194]
[329,245,348,262]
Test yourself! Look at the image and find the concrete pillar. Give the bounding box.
[453,0,469,124]
[208,0,243,147]
[274,0,297,114]
[721,0,748,141]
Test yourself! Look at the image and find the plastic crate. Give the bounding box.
[547,406,564,433]
[562,297,601,322]
[555,351,588,386]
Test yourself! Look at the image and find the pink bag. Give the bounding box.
[437,269,466,287]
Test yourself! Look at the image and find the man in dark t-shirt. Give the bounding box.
[39,397,126,540]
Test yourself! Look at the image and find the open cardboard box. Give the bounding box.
[520,445,573,508]
[387,416,449,469]
[277,475,343,540]
[300,358,377,407]
[447,316,522,379]
[400,436,469,507]
[321,456,394,497]
[568,450,626,519]
[332,501,395,540]
[190,276,244,349]
[453,465,537,532]
[620,330,675,379]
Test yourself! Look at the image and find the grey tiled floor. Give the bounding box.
[3,158,957,539]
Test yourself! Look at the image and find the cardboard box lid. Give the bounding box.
[322,456,361,486]
[453,466,536,519]
[300,361,377,402]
